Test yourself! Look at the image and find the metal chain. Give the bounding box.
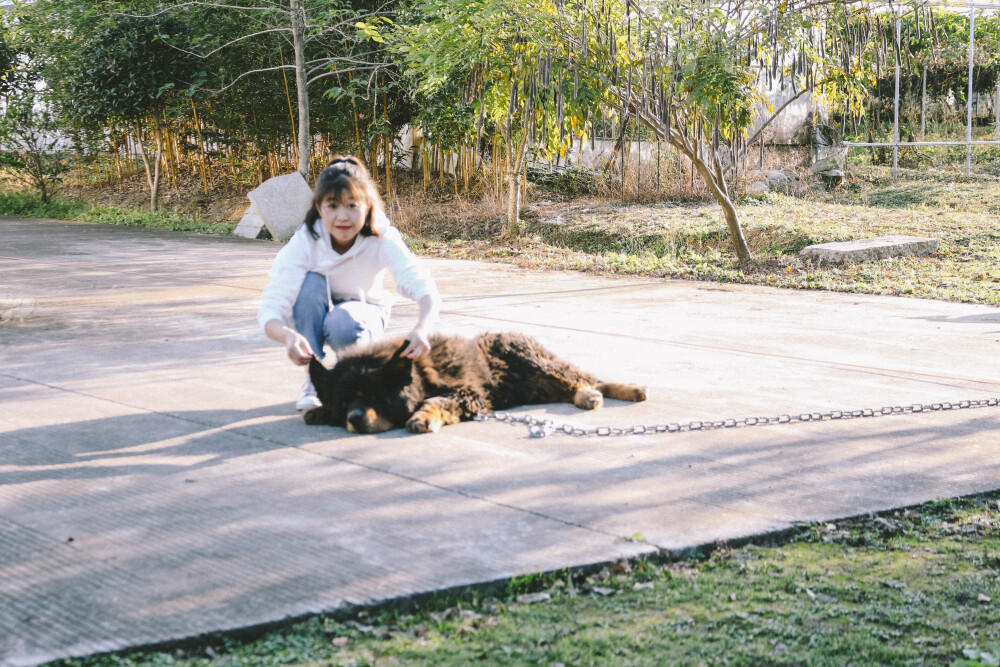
[474,397,1000,438]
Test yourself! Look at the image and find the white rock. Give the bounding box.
[247,172,314,242]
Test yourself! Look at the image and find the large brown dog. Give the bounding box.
[303,332,647,434]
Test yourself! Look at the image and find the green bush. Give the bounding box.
[0,190,87,219]
[0,188,235,235]
[527,165,600,196]
[551,166,599,196]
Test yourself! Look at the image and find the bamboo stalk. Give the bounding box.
[124,131,133,176]
[190,99,210,195]
[162,109,179,192]
[385,131,392,199]
[353,111,363,159]
[423,144,429,192]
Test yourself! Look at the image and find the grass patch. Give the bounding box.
[54,492,1000,667]
[0,189,236,235]
[0,189,90,219]
[76,205,234,235]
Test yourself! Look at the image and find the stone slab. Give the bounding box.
[246,172,313,242]
[231,203,267,240]
[1,216,999,666]
[799,235,940,264]
[808,146,848,173]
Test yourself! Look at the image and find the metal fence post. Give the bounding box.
[921,66,927,141]
[966,2,976,176]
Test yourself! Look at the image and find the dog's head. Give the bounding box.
[308,340,424,433]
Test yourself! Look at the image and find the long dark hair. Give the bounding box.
[303,156,386,240]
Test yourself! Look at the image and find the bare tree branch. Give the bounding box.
[201,65,296,93]
[746,78,835,147]
[107,1,286,20]
[163,27,291,59]
[306,66,383,87]
[304,50,384,79]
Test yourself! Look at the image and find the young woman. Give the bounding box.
[258,156,440,410]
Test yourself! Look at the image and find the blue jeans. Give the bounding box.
[292,272,387,361]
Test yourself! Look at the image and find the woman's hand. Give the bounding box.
[285,330,315,366]
[263,319,315,366]
[401,327,431,359]
[400,294,439,359]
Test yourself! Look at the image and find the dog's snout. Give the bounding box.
[346,408,366,431]
[344,400,394,434]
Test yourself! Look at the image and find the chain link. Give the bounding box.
[473,398,1000,438]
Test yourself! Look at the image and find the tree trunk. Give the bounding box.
[504,169,520,237]
[150,117,163,211]
[502,131,519,238]
[290,0,311,178]
[132,120,160,211]
[629,102,753,265]
[690,147,750,265]
[501,129,530,239]
[665,127,751,265]
[134,124,154,193]
[28,151,49,204]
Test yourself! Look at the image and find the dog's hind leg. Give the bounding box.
[572,382,647,410]
[406,396,463,433]
[596,382,648,403]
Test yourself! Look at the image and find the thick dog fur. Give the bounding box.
[303,332,647,434]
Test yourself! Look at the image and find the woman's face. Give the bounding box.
[318,193,368,253]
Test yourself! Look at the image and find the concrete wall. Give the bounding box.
[751,86,828,146]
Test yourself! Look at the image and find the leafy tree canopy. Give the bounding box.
[58,14,199,127]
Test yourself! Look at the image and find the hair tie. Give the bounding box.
[322,165,349,178]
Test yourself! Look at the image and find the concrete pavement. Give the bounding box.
[2,215,1000,666]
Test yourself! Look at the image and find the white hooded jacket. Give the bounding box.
[257,211,437,331]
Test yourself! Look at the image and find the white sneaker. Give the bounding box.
[296,376,322,411]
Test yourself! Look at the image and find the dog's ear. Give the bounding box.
[308,356,337,403]
[382,339,413,379]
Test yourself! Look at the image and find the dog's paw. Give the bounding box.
[406,410,442,434]
[301,406,328,425]
[629,385,648,402]
[574,387,604,410]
